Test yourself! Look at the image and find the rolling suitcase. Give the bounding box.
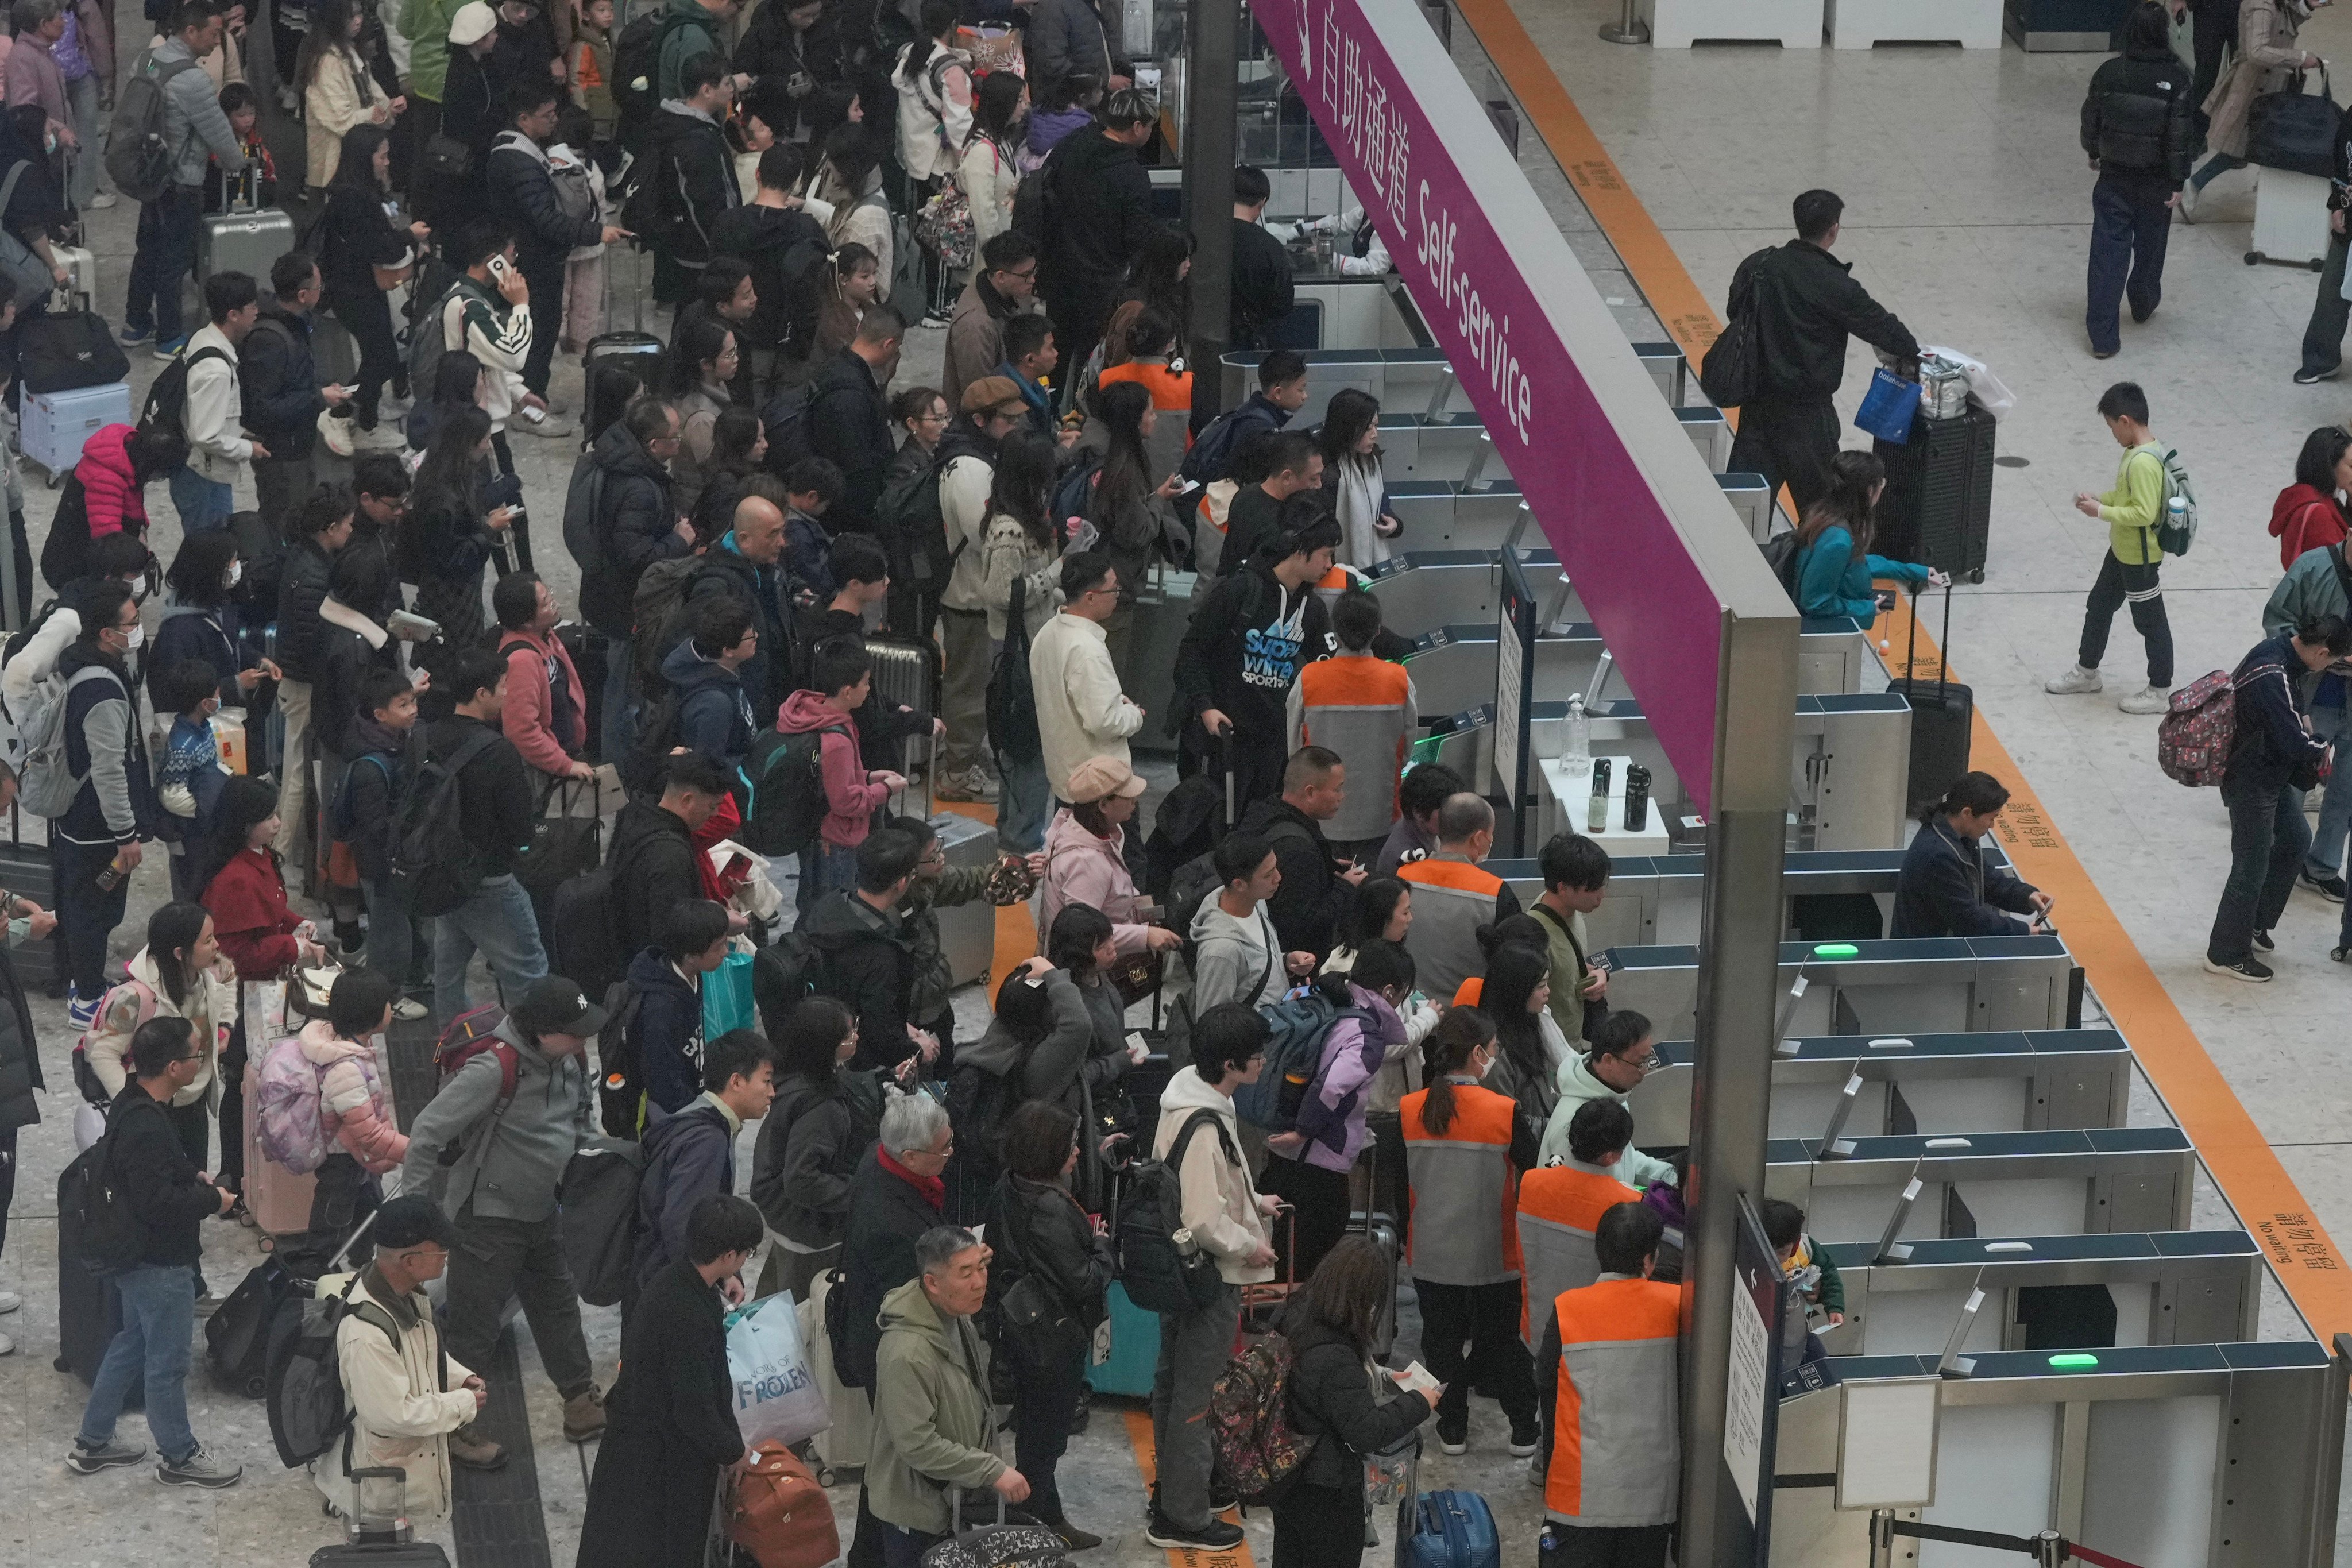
[241,980,317,1243]
[581,249,663,449]
[312,1467,453,1566]
[865,632,941,718]
[1399,1487,1500,1568]
[557,620,608,760]
[1887,580,1972,816]
[795,1268,871,1486]
[52,1153,125,1385]
[53,242,98,307]
[199,162,296,290]
[21,380,134,485]
[1872,404,1994,581]
[0,817,59,990]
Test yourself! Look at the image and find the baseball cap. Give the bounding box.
[960,375,1024,416]
[1068,756,1148,804]
[511,975,608,1037]
[449,2,497,44]
[374,1194,455,1250]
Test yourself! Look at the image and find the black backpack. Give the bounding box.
[871,452,956,594]
[388,728,501,918]
[987,577,1042,767]
[562,448,610,578]
[611,8,690,149]
[617,686,686,797]
[590,982,648,1135]
[1760,530,1803,602]
[137,344,230,445]
[1114,1109,1237,1314]
[58,1105,146,1278]
[740,722,845,856]
[262,1272,409,1467]
[752,930,829,1029]
[760,383,820,477]
[551,865,628,1001]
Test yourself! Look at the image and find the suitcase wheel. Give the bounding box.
[242,1373,265,1399]
[1965,567,1984,585]
[814,1464,837,1487]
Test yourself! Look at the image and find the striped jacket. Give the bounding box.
[1400,1077,1534,1287]
[1515,1161,1640,1351]
[1396,853,1523,1004]
[1287,651,1418,843]
[1538,1276,1681,1528]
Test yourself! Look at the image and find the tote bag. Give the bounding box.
[1853,366,1921,445]
[702,944,758,1039]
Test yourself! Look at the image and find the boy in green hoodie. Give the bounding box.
[2047,380,2176,715]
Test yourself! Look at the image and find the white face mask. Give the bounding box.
[225,561,242,589]
[1472,1049,1493,1081]
[122,622,146,652]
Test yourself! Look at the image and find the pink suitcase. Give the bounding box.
[240,982,314,1246]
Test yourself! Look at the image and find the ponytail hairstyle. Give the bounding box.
[1915,768,2011,827]
[1342,937,1415,1001]
[1419,1006,1494,1137]
[1791,449,1887,555]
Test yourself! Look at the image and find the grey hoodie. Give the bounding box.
[1537,1051,1675,1189]
[1189,898,1287,1014]
[398,1018,594,1221]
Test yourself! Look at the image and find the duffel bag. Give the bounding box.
[2248,67,2339,179]
[18,306,130,393]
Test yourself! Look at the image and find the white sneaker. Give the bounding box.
[392,997,430,1021]
[2178,179,2202,223]
[355,420,408,451]
[0,1290,20,1314]
[87,192,116,210]
[2044,665,2103,696]
[2118,684,2172,715]
[0,1330,14,1355]
[318,410,356,458]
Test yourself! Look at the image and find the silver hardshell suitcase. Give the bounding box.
[893,735,998,990]
[199,163,295,286]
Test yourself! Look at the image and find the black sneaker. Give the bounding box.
[1508,1422,1540,1458]
[2253,929,2277,952]
[2296,364,2343,385]
[2304,870,2350,903]
[2204,955,2275,983]
[1207,1483,1239,1513]
[1437,1420,1467,1456]
[1144,1515,1243,1551]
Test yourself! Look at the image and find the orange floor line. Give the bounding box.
[1450,0,2352,1336]
[932,799,1040,986]
[1121,1407,1258,1568]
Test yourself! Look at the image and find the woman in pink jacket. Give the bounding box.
[1037,755,1184,956]
[778,636,906,907]
[491,570,590,784]
[294,969,405,1265]
[38,423,183,590]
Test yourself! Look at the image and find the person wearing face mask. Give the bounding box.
[41,423,188,598]
[1890,772,2054,941]
[48,579,157,1032]
[150,529,276,712]
[1536,1010,1675,1189]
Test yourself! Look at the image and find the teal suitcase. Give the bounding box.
[1087,1281,1161,1400]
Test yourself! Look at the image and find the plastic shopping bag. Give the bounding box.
[703,944,758,1039]
[1853,366,1922,444]
[726,1291,832,1448]
[1920,344,2017,422]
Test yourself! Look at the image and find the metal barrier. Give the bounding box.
[1219,347,1472,416]
[1763,1129,2196,1243]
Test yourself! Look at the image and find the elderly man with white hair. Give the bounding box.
[868,1226,1031,1568]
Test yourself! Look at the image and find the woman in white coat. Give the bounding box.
[959,69,1026,254]
[298,0,393,198]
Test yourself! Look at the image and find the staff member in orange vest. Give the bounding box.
[1515,1100,1642,1356]
[1396,793,1522,1003]
[1288,590,1416,868]
[1535,1202,1679,1568]
[1400,1006,1542,1459]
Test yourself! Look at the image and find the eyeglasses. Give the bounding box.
[995,265,1037,282]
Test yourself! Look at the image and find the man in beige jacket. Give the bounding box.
[1029,551,1144,801]
[311,1195,504,1525]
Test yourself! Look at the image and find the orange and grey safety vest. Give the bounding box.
[1293,652,1416,843]
[1543,1276,1680,1528]
[1396,854,1511,1003]
[1400,1076,1523,1287]
[1515,1162,1640,1350]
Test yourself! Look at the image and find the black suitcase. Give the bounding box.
[1873,404,1995,582]
[53,1154,126,1388]
[1888,581,1972,813]
[557,620,608,761]
[0,817,57,991]
[312,1466,454,1566]
[582,249,664,449]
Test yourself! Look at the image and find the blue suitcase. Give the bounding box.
[1087,1280,1161,1400]
[1397,1489,1500,1568]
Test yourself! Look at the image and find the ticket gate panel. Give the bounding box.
[2082,1395,2223,1568]
[1895,1076,2031,1136]
[1361,548,1559,632]
[1401,624,1603,720]
[1926,1404,2063,1562]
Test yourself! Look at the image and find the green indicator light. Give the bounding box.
[1813,944,1860,958]
[2048,1354,2099,1368]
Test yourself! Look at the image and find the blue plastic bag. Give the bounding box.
[702,946,756,1039]
[1854,366,1922,444]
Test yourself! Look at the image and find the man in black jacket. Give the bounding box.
[685,489,793,716]
[607,752,733,959]
[424,649,549,1024]
[1229,164,1296,350]
[2080,5,2196,359]
[239,253,346,532]
[271,489,354,866]
[1721,190,1918,514]
[1037,89,1158,412]
[1235,745,1367,963]
[582,399,693,756]
[802,828,932,1073]
[1172,513,1339,808]
[69,1015,244,1488]
[794,533,933,767]
[643,54,742,306]
[53,583,156,1031]
[488,80,629,402]
[632,1028,777,1292]
[808,304,904,532]
[712,143,831,402]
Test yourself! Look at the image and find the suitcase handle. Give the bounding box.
[948,1485,1008,1533]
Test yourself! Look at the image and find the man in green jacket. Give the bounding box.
[656,0,746,108]
[2046,380,2176,715]
[2264,540,2352,897]
[1530,831,1612,1045]
[870,1227,1031,1563]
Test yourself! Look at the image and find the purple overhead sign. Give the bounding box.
[1248,0,1733,813]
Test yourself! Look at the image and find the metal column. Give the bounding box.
[1184,0,1238,426]
[1678,603,1798,1565]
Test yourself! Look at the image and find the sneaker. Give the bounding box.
[934,767,998,803]
[1207,1483,1238,1513]
[562,1384,607,1441]
[2303,869,2349,902]
[117,321,152,345]
[356,420,408,450]
[1526,1454,1546,1487]
[2118,684,2171,715]
[67,1438,147,1474]
[449,1423,509,1470]
[66,987,98,1032]
[0,1329,13,1355]
[153,335,189,361]
[157,1445,243,1488]
[1437,1420,1467,1456]
[2130,302,2157,325]
[2296,364,2343,385]
[1044,1517,1102,1551]
[2044,665,2103,696]
[2253,928,2276,952]
[87,191,116,210]
[2203,955,2274,982]
[1144,1515,1243,1551]
[2177,179,2203,223]
[392,996,430,1021]
[319,411,357,458]
[0,1290,20,1313]
[2092,347,2118,360]
[1507,1422,1540,1458]
[515,404,576,439]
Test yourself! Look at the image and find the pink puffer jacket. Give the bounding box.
[297,1021,407,1173]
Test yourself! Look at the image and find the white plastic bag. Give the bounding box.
[1920,344,2017,422]
[72,1101,103,1152]
[726,1291,831,1447]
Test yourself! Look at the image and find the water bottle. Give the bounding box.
[1624,764,1652,833]
[1586,757,1611,835]
[1564,693,1590,768]
[2165,493,2187,550]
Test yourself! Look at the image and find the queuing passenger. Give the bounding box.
[1037,755,1174,954]
[1034,87,1157,411]
[779,635,906,904]
[237,256,342,532]
[1191,832,1314,1014]
[120,2,244,358]
[45,423,181,597]
[1528,832,1612,1046]
[960,72,1026,257]
[1316,389,1401,568]
[710,144,829,404]
[1395,792,1521,1004]
[930,380,1028,799]
[789,534,934,767]
[810,302,905,532]
[346,670,424,1013]
[1720,189,1918,513]
[2079,2,2196,358]
[632,1028,777,1291]
[1789,450,1938,621]
[402,405,516,673]
[1514,1099,1641,1355]
[292,968,404,1267]
[52,581,158,1032]
[1082,379,1176,681]
[492,570,592,786]
[944,231,1040,414]
[750,997,874,1298]
[489,79,625,405]
[1537,1010,1675,1188]
[994,313,1058,438]
[2270,426,2352,570]
[624,898,733,1120]
[802,828,929,1071]
[418,650,550,1021]
[1182,348,1309,485]
[963,431,1061,848]
[779,456,843,601]
[153,661,226,895]
[606,754,731,960]
[1174,511,1340,806]
[1227,163,1295,349]
[664,315,741,522]
[644,52,741,307]
[1234,745,1366,964]
[1480,941,1569,1144]
[580,397,691,755]
[663,594,760,774]
[1375,761,1465,877]
[2045,381,2176,715]
[1890,772,2053,939]
[682,490,793,716]
[1031,553,1145,801]
[1025,0,1127,110]
[1219,431,1319,580]
[839,1088,953,1408]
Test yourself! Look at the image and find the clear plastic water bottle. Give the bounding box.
[2166,493,2187,547]
[1565,693,1590,769]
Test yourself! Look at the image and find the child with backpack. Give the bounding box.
[278,969,405,1268]
[619,899,735,1124]
[1758,1196,1845,1368]
[155,658,229,901]
[782,456,844,606]
[777,634,905,910]
[341,669,427,1018]
[2047,380,2181,716]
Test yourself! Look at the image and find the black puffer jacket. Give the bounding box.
[238,303,326,458]
[0,945,40,1136]
[1724,240,1918,405]
[808,346,895,530]
[837,1145,944,1387]
[606,798,698,958]
[486,131,603,264]
[580,419,688,634]
[2080,43,2197,183]
[275,537,337,683]
[801,890,917,1071]
[1279,1304,1431,1492]
[982,1172,1112,1335]
[749,1067,881,1246]
[645,102,739,271]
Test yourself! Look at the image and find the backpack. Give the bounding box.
[611,8,692,148]
[105,47,199,203]
[1231,991,1369,1134]
[72,978,156,1106]
[590,982,647,1135]
[760,384,820,477]
[1759,530,1803,602]
[944,1052,1027,1179]
[553,867,629,1005]
[740,723,847,857]
[630,553,718,694]
[547,154,596,228]
[986,577,1042,767]
[325,751,395,844]
[752,930,830,1029]
[2156,667,2237,786]
[560,1138,645,1308]
[871,453,955,593]
[617,685,686,796]
[136,343,231,446]
[1697,252,1771,410]
[404,280,466,404]
[1009,139,1055,246]
[562,449,611,578]
[2154,446,2199,557]
[1051,447,1103,531]
[1113,1109,1238,1314]
[261,1272,410,1469]
[59,1102,148,1276]
[1207,1332,1318,1505]
[388,728,501,918]
[17,665,123,819]
[252,1033,331,1174]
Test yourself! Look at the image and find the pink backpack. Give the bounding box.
[2157,669,2237,787]
[71,977,156,1102]
[253,1034,331,1174]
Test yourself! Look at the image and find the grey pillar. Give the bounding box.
[1677,603,1798,1565]
[1184,0,1238,427]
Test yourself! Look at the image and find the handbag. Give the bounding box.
[1853,365,1922,445]
[2248,66,2338,179]
[915,183,975,271]
[421,132,473,180]
[1106,948,1162,1007]
[1697,247,1771,409]
[17,306,130,392]
[0,162,53,314]
[703,944,758,1038]
[512,776,602,893]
